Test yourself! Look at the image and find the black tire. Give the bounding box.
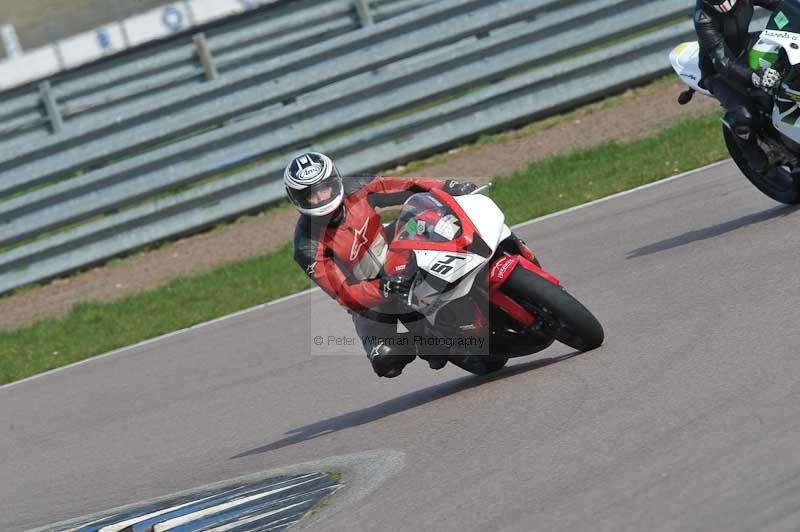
[477,357,509,374]
[723,126,800,205]
[447,355,509,376]
[503,267,604,352]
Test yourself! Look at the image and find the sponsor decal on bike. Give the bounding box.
[497,260,514,279]
[405,218,418,236]
[433,214,460,240]
[763,30,799,42]
[775,11,790,30]
[782,89,800,103]
[491,256,516,281]
[749,42,780,71]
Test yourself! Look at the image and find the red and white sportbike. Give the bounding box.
[382,186,604,376]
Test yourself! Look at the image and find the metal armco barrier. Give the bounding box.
[0,0,763,295]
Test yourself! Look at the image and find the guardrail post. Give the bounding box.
[193,33,219,81]
[109,0,132,48]
[183,0,198,27]
[42,19,67,71]
[1,24,23,58]
[354,0,374,27]
[38,81,64,134]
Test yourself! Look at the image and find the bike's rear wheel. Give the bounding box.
[503,267,604,352]
[723,126,800,205]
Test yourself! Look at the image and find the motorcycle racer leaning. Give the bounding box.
[695,0,781,172]
[287,152,481,378]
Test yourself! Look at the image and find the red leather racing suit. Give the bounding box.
[293,175,449,313]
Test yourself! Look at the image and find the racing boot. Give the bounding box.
[727,110,769,174]
[368,341,415,378]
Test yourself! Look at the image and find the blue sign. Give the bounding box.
[96,29,112,50]
[162,6,185,32]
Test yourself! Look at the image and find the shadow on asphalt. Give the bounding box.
[626,204,799,259]
[231,351,583,459]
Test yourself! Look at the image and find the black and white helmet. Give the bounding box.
[704,0,739,13]
[284,152,344,216]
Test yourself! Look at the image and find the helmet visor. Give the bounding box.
[288,175,344,212]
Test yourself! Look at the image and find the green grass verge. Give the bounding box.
[0,111,725,385]
[0,243,314,383]
[493,112,727,225]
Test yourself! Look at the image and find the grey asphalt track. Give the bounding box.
[4,160,800,532]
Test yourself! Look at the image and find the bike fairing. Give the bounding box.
[385,188,562,336]
[376,188,605,371]
[757,2,800,134]
[746,6,800,74]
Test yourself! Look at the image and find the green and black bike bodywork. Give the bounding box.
[671,0,800,204]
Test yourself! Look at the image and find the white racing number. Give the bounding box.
[430,254,468,276]
[415,250,482,283]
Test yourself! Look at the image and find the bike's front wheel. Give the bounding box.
[503,267,604,352]
[723,126,800,205]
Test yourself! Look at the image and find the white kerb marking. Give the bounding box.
[95,478,279,532]
[98,496,215,532]
[203,500,309,531]
[153,476,321,531]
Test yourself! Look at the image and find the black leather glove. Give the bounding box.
[380,273,414,301]
[443,179,479,196]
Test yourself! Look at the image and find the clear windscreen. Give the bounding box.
[394,193,464,243]
[288,177,343,210]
